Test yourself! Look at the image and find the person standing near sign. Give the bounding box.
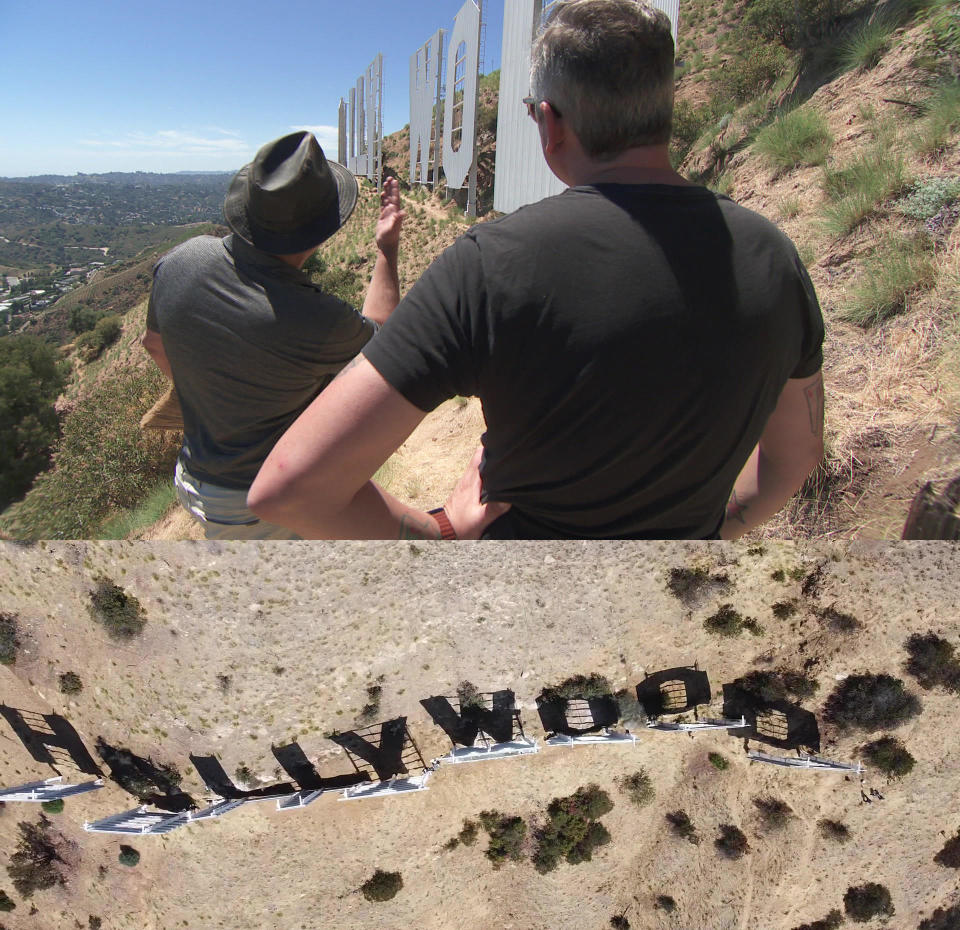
[142,131,405,539]
[248,0,825,540]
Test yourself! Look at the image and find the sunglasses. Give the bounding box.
[522,96,562,119]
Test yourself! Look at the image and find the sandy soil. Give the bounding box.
[0,540,958,930]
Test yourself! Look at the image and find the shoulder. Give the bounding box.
[154,235,226,275]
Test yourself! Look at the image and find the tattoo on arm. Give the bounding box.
[398,514,442,540]
[333,354,363,381]
[726,490,748,525]
[803,378,824,435]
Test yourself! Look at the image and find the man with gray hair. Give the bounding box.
[249,0,825,540]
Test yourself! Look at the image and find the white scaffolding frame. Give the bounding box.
[748,751,863,774]
[339,772,431,801]
[0,775,103,802]
[646,716,746,733]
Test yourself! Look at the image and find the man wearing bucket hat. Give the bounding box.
[142,130,405,538]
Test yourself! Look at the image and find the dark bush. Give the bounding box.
[666,566,731,606]
[89,917,102,929]
[772,599,798,619]
[6,816,65,898]
[934,830,960,868]
[117,846,140,868]
[615,688,647,726]
[458,820,479,846]
[610,915,630,929]
[0,891,14,912]
[715,824,750,859]
[904,632,960,692]
[75,314,122,363]
[58,671,83,695]
[234,764,254,786]
[666,810,700,844]
[478,810,527,868]
[534,785,615,872]
[655,895,677,913]
[817,818,851,843]
[823,673,921,730]
[734,669,818,706]
[87,579,146,639]
[618,769,654,807]
[360,868,402,902]
[705,604,762,637]
[919,903,960,930]
[791,909,844,930]
[541,673,611,703]
[753,796,794,832]
[817,606,861,633]
[0,614,20,666]
[861,736,915,778]
[457,680,485,711]
[709,752,730,770]
[39,799,64,815]
[843,882,894,922]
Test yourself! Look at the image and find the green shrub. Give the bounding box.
[861,735,916,778]
[618,769,654,807]
[897,176,960,220]
[744,0,853,48]
[934,829,960,868]
[88,579,146,639]
[734,669,818,704]
[478,810,527,868]
[836,15,896,72]
[457,680,485,711]
[541,673,612,703]
[615,689,647,726]
[824,673,921,730]
[0,362,179,539]
[841,238,936,326]
[0,890,15,911]
[666,809,700,844]
[754,108,833,172]
[821,148,910,237]
[6,816,65,898]
[753,796,794,832]
[655,895,677,913]
[360,869,402,902]
[815,606,861,633]
[903,632,960,691]
[58,671,83,695]
[533,785,614,872]
[75,315,123,363]
[117,846,140,868]
[666,566,731,606]
[0,613,20,666]
[913,81,960,155]
[0,333,67,510]
[713,40,790,103]
[843,882,894,922]
[704,604,763,637]
[40,799,64,815]
[458,820,479,846]
[610,915,630,929]
[715,824,750,859]
[709,752,730,771]
[817,818,851,843]
[68,304,103,335]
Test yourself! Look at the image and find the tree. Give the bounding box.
[823,674,921,731]
[715,824,750,859]
[843,883,894,922]
[904,632,960,692]
[6,816,66,898]
[117,846,140,868]
[87,579,146,638]
[861,736,915,778]
[360,869,402,902]
[934,829,960,868]
[0,334,66,509]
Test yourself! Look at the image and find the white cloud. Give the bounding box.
[77,129,252,163]
[289,124,340,156]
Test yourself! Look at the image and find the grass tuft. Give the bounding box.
[754,108,833,173]
[841,237,936,326]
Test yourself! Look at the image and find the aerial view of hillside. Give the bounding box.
[1,540,958,929]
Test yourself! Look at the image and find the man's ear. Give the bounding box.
[541,101,566,155]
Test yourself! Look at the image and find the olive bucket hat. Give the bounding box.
[223,131,358,254]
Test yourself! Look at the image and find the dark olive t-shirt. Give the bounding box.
[363,184,824,538]
[147,235,376,489]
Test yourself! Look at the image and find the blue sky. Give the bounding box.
[0,0,504,177]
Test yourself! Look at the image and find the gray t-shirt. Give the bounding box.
[147,234,375,488]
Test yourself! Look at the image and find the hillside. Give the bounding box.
[2,0,958,541]
[0,540,958,930]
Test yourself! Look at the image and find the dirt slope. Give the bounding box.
[1,541,958,930]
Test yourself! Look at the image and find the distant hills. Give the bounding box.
[0,171,234,185]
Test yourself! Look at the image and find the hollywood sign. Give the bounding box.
[2,668,859,837]
[341,0,680,217]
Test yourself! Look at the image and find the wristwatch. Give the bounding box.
[427,506,457,540]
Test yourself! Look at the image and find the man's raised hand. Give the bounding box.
[376,177,406,253]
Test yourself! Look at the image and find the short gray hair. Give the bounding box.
[530,0,675,158]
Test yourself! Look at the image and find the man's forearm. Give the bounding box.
[361,246,400,325]
[141,329,173,380]
[719,446,817,540]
